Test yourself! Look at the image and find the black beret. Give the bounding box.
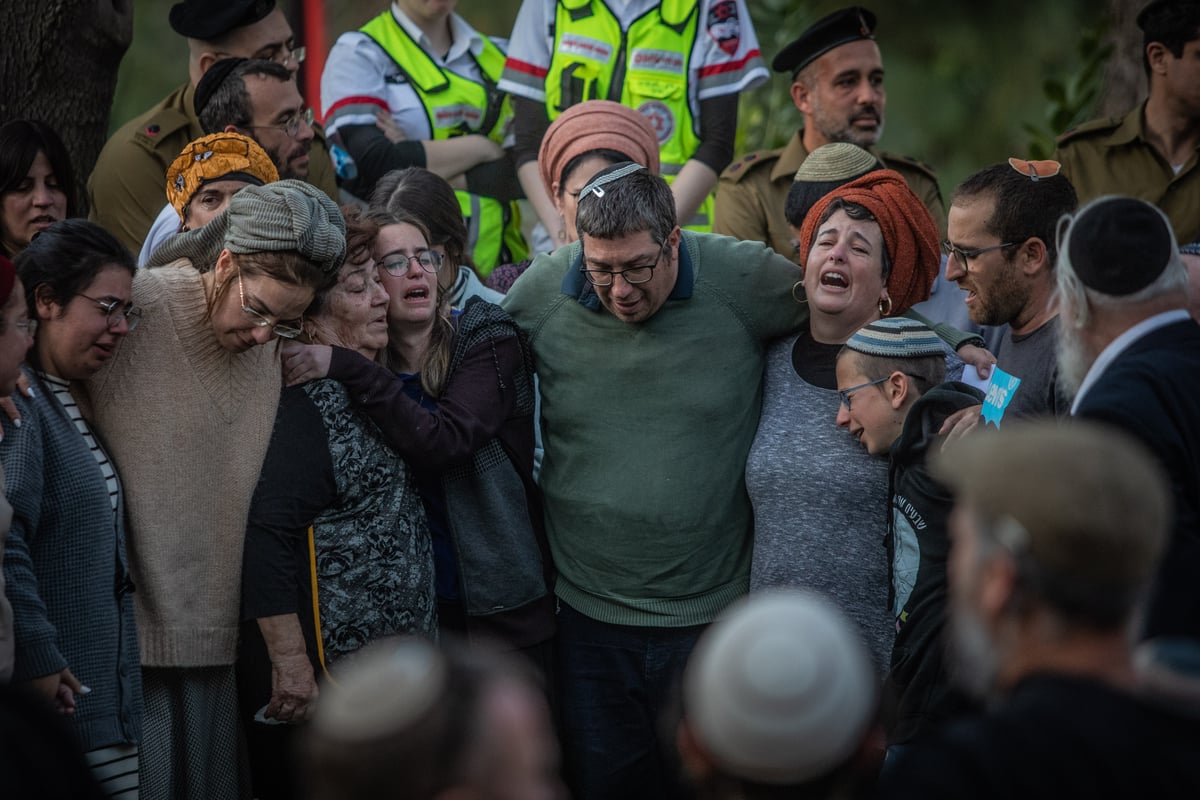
[194,57,249,119]
[1066,197,1174,296]
[772,7,877,75]
[1137,0,1200,33]
[170,0,276,40]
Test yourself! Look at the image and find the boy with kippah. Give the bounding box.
[834,316,984,749]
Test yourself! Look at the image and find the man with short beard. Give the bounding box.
[139,59,312,264]
[879,421,1200,799]
[89,0,339,254]
[942,159,1076,421]
[1056,195,1200,642]
[715,6,944,257]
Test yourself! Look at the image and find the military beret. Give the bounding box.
[1065,196,1175,296]
[772,6,877,75]
[194,57,249,118]
[170,0,276,41]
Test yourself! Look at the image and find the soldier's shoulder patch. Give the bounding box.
[721,149,778,183]
[131,109,192,152]
[1055,115,1123,146]
[880,152,939,183]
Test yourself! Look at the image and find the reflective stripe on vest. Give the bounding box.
[544,0,711,231]
[361,11,528,269]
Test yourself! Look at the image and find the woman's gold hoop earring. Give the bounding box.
[792,280,808,305]
[878,296,893,317]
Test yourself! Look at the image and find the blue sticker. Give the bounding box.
[981,367,1021,427]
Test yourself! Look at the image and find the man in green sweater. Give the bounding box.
[502,162,807,800]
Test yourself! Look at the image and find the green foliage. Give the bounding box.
[109,0,1104,200]
[1023,18,1113,160]
[737,0,814,154]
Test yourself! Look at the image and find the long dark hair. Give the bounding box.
[0,120,79,255]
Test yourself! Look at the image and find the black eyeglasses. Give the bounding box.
[246,107,314,139]
[215,43,306,68]
[839,373,928,410]
[838,376,889,410]
[76,294,142,332]
[237,268,303,339]
[580,245,666,287]
[380,250,445,275]
[941,240,1016,266]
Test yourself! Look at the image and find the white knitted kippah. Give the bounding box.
[684,591,877,785]
[311,637,446,742]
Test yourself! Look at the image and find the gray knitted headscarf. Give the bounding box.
[146,179,346,274]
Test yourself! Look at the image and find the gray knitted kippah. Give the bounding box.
[846,317,943,358]
[794,143,879,183]
[147,179,346,274]
[1182,241,1200,257]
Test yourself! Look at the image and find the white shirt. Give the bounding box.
[138,203,183,267]
[1070,308,1191,413]
[321,4,504,140]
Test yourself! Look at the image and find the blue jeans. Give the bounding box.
[555,601,704,800]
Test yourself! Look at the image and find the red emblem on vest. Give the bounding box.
[707,1,741,57]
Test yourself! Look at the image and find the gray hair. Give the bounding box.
[575,164,676,246]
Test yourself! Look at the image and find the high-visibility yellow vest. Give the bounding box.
[362,12,527,273]
[544,0,712,230]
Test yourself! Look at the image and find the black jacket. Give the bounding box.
[884,381,984,744]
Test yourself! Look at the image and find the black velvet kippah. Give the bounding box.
[194,57,249,118]
[1067,197,1174,296]
[170,0,276,40]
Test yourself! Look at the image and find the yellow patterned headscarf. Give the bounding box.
[165,132,279,221]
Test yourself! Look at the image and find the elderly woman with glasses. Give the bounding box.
[80,180,345,800]
[2,220,143,797]
[281,209,555,666]
[746,170,950,673]
[235,208,435,800]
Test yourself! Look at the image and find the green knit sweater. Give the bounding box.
[502,232,807,627]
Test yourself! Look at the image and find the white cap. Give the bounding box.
[311,637,446,742]
[684,591,878,785]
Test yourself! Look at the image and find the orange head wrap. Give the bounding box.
[538,100,661,198]
[799,170,939,315]
[165,132,279,221]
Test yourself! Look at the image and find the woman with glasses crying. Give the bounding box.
[3,220,143,797]
[280,208,555,669]
[80,180,345,800]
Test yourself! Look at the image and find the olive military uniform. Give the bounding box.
[88,83,340,254]
[1055,102,1200,247]
[714,130,945,258]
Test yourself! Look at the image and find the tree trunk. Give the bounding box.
[0,0,134,214]
[1095,0,1147,119]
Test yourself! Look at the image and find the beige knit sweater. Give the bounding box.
[86,262,282,667]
